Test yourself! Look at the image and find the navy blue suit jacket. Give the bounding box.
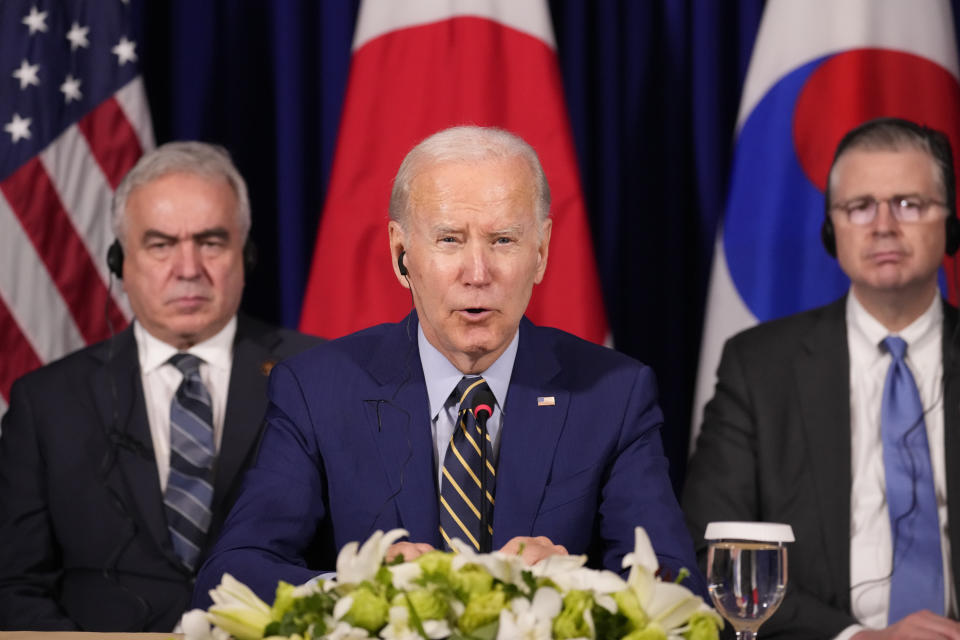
[194,314,703,605]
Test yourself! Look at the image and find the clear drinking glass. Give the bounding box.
[705,522,794,640]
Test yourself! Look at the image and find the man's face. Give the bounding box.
[122,171,245,349]
[830,148,947,302]
[389,156,551,374]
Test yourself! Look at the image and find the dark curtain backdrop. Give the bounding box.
[135,1,940,490]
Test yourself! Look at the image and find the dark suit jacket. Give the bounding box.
[682,296,960,639]
[193,313,704,606]
[0,315,320,632]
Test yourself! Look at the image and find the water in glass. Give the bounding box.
[707,541,787,640]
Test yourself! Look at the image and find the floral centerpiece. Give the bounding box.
[182,528,722,640]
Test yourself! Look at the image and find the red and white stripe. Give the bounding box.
[0,77,153,415]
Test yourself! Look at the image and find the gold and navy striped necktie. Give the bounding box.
[439,376,496,552]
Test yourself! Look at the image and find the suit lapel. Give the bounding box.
[364,315,440,546]
[213,317,275,514]
[90,328,180,567]
[794,298,851,602]
[493,319,567,548]
[941,303,960,597]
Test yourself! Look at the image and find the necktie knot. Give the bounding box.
[454,376,491,414]
[169,352,203,377]
[883,335,908,362]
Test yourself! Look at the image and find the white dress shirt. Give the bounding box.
[134,317,236,491]
[838,292,954,638]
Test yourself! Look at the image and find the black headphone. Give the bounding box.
[821,117,960,258]
[106,238,258,279]
[397,250,408,277]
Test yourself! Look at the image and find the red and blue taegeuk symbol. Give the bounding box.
[724,49,960,321]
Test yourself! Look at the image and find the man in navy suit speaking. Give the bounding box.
[194,125,702,604]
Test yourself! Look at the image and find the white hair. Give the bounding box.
[112,141,251,245]
[389,125,551,228]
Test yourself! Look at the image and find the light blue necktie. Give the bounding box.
[880,336,943,621]
[164,353,216,571]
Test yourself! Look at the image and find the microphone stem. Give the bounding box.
[479,413,489,552]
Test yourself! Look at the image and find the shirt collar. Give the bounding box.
[134,316,238,374]
[418,324,519,420]
[847,290,941,360]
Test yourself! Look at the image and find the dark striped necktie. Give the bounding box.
[439,377,496,552]
[164,353,216,571]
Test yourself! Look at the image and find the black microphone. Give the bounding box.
[471,387,496,552]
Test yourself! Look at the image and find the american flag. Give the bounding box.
[0,1,153,415]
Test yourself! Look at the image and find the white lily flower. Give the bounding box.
[291,578,324,598]
[211,628,232,640]
[206,574,272,640]
[208,573,272,613]
[622,527,708,633]
[594,593,618,614]
[327,620,375,639]
[379,606,420,640]
[644,581,704,629]
[534,559,626,595]
[333,594,355,621]
[336,528,410,585]
[388,561,423,591]
[379,605,451,640]
[622,527,659,575]
[180,608,214,640]
[450,538,527,586]
[421,619,453,639]
[496,589,562,640]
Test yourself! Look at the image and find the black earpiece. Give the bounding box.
[242,240,258,274]
[947,215,960,256]
[821,217,837,258]
[107,239,124,279]
[105,238,258,279]
[397,250,408,277]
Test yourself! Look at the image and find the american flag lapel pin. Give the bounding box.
[537,396,555,407]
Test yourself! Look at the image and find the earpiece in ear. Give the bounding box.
[397,250,408,277]
[821,218,837,258]
[106,239,124,279]
[945,214,960,256]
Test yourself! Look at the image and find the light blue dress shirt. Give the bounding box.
[417,324,519,490]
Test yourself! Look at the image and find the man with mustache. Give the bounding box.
[685,118,960,639]
[0,142,319,632]
[193,125,704,606]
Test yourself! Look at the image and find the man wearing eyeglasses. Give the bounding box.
[685,117,960,640]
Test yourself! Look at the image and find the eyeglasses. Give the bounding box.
[830,195,946,225]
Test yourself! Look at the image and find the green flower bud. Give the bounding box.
[450,565,494,602]
[458,589,506,634]
[416,551,453,579]
[343,586,389,633]
[553,590,594,640]
[684,611,723,640]
[612,589,649,630]
[390,589,449,621]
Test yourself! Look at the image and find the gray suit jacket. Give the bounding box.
[0,315,320,632]
[683,296,960,639]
